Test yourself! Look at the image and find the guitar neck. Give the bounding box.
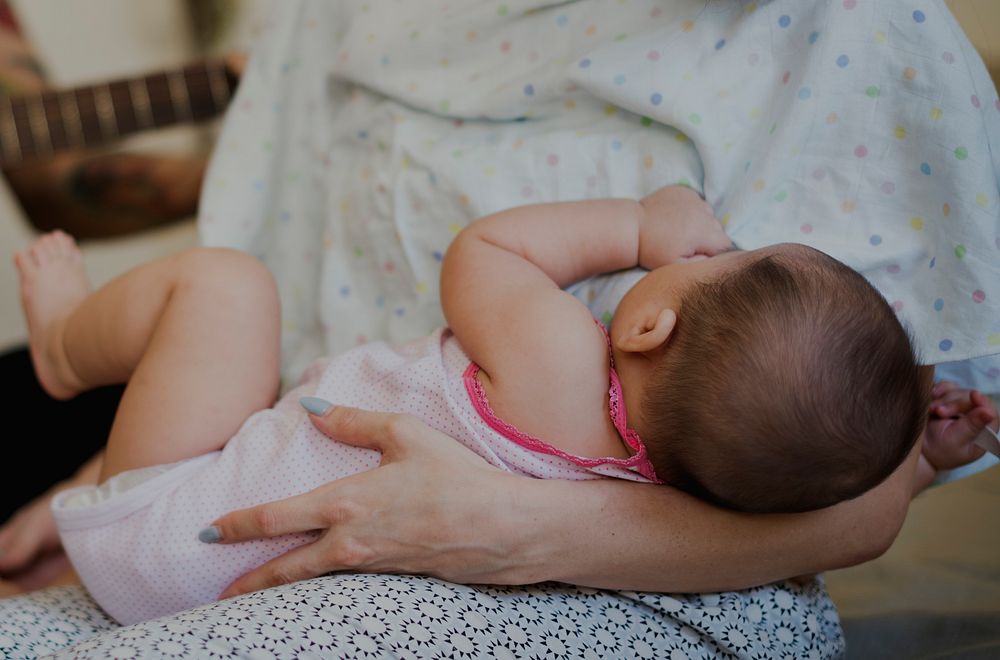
[0,59,238,168]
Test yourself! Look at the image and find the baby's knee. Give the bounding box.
[176,248,279,310]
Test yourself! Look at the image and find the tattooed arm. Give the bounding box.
[3,152,208,238]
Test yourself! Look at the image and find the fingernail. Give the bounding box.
[198,526,223,544]
[300,396,334,416]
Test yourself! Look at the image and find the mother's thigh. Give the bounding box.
[0,576,844,658]
[0,586,116,658]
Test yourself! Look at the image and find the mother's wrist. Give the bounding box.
[463,474,566,585]
[492,477,587,585]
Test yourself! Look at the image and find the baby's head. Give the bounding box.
[628,244,928,513]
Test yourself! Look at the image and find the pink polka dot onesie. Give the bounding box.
[51,327,656,626]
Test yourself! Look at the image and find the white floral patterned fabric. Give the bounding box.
[0,576,843,658]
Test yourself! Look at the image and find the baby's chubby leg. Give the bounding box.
[14,233,280,481]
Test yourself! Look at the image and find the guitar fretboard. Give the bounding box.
[0,60,238,167]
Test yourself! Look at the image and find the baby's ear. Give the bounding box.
[617,308,677,354]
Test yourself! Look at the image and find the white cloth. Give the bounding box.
[573,0,1000,367]
[201,0,1000,391]
[198,0,704,390]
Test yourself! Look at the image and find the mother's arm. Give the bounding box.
[206,405,916,598]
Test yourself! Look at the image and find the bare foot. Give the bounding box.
[14,231,91,400]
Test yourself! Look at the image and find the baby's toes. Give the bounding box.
[40,233,71,261]
[32,235,59,261]
[48,231,69,254]
[13,249,37,275]
[50,231,79,257]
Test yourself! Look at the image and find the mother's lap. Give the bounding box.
[0,574,843,658]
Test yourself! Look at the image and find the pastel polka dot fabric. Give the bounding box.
[571,0,1000,366]
[199,0,705,389]
[201,0,999,397]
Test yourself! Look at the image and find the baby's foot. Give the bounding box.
[14,231,91,400]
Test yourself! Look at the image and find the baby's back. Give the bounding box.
[54,329,634,624]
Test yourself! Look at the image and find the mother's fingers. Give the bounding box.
[205,406,426,545]
[204,484,339,545]
[204,407,512,596]
[305,403,424,459]
[217,537,356,599]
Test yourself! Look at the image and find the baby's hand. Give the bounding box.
[921,381,998,470]
[638,186,732,268]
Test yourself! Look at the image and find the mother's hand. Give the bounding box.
[206,405,531,599]
[204,404,919,600]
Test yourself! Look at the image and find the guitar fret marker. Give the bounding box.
[167,70,192,123]
[59,90,85,148]
[0,96,20,162]
[28,96,53,155]
[207,61,232,110]
[94,84,118,138]
[129,77,154,130]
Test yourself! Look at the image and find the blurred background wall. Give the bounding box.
[946,0,1000,85]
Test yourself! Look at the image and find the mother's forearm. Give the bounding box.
[212,406,915,597]
[503,450,914,593]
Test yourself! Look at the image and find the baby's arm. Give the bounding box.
[441,187,729,375]
[441,187,729,450]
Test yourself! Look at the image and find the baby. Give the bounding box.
[12,186,939,623]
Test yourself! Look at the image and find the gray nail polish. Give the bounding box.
[300,396,334,416]
[198,526,223,543]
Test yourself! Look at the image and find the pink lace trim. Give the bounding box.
[462,321,660,483]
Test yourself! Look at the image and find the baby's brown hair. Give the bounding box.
[640,244,929,513]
